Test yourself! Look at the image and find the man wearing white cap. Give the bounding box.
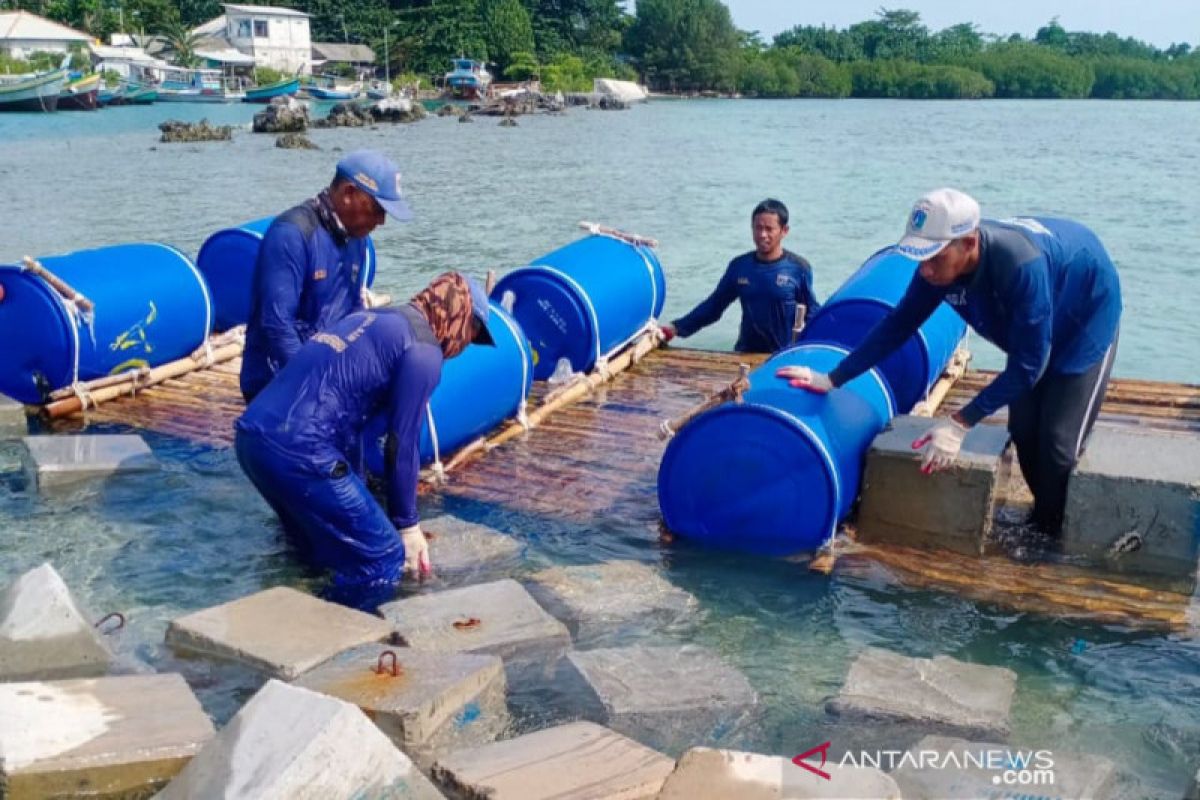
[777,188,1122,538]
[241,149,414,401]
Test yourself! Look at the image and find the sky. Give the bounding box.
[721,0,1200,48]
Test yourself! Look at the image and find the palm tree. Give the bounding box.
[161,21,203,68]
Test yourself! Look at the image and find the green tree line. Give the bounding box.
[7,0,1200,99]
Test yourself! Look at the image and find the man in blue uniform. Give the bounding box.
[661,199,821,353]
[240,149,413,401]
[779,189,1121,538]
[235,272,495,608]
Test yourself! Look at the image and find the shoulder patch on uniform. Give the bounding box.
[313,268,327,280]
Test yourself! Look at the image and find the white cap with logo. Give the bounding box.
[896,188,981,260]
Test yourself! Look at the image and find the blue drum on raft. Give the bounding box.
[196,216,378,332]
[491,233,666,380]
[800,247,967,413]
[657,343,894,555]
[362,299,534,473]
[0,244,212,404]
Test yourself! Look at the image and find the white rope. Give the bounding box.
[490,301,532,430]
[424,404,446,483]
[70,381,94,411]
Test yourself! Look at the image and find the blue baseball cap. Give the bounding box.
[463,274,495,346]
[335,150,413,221]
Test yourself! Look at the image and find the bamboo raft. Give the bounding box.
[44,340,1200,631]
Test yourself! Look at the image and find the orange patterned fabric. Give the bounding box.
[408,271,476,359]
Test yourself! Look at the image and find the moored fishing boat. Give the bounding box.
[0,67,67,112]
[443,58,491,100]
[158,67,242,102]
[243,76,300,103]
[57,73,101,110]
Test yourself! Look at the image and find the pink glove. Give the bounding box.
[775,366,833,393]
[660,323,676,343]
[911,417,969,474]
[400,524,432,578]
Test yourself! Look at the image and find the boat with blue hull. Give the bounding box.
[243,77,300,103]
[443,58,491,100]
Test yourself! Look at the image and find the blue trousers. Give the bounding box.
[235,429,404,609]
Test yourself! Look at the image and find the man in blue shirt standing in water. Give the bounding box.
[240,150,413,401]
[661,199,821,353]
[235,272,495,608]
[778,188,1121,538]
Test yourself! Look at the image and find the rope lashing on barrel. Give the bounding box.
[657,363,752,440]
[489,296,531,430]
[425,404,446,484]
[22,256,97,396]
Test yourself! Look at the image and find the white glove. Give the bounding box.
[400,524,432,578]
[911,417,969,474]
[775,366,834,394]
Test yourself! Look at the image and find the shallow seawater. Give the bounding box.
[1,98,1199,797]
[2,422,1198,797]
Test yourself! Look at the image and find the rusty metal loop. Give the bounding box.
[374,649,401,677]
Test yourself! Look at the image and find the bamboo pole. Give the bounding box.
[43,339,243,419]
[912,345,972,417]
[657,364,751,440]
[577,221,659,248]
[419,328,664,484]
[21,256,94,315]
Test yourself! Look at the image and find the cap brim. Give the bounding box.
[377,195,414,222]
[473,318,496,346]
[895,234,949,261]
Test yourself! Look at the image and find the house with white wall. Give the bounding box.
[0,11,91,61]
[191,3,311,74]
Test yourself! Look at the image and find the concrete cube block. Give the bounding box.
[433,721,673,800]
[889,735,1118,800]
[165,586,392,680]
[857,416,1011,556]
[0,673,214,798]
[1063,427,1200,592]
[0,394,27,438]
[156,679,445,799]
[526,560,697,639]
[657,747,901,800]
[22,434,158,490]
[424,514,522,581]
[563,645,757,752]
[826,647,1016,739]
[0,562,113,681]
[380,579,570,664]
[292,644,508,764]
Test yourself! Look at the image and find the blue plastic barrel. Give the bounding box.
[196,216,377,332]
[801,248,966,413]
[657,343,894,555]
[362,300,534,473]
[0,244,212,403]
[491,234,665,380]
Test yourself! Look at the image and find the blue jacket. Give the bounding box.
[673,250,821,353]
[831,217,1122,425]
[236,306,443,529]
[240,203,370,400]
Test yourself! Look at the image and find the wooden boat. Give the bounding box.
[116,82,157,105]
[306,83,361,101]
[443,58,491,100]
[0,67,67,112]
[243,76,300,103]
[57,73,101,110]
[158,68,242,103]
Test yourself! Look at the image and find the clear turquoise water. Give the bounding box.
[1,100,1198,797]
